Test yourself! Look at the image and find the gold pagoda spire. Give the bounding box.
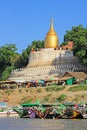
[50,18,54,30]
[44,18,59,48]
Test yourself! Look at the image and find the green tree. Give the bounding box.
[0,44,19,80]
[15,45,31,68]
[0,41,44,80]
[61,25,87,65]
[15,40,44,68]
[31,40,44,50]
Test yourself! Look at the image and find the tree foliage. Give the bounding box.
[0,40,44,80]
[15,40,44,68]
[31,40,44,49]
[61,25,87,65]
[0,44,19,80]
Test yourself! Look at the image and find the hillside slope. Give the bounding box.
[0,85,87,106]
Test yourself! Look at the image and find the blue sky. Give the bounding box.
[0,0,87,53]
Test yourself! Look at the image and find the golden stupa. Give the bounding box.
[44,19,59,48]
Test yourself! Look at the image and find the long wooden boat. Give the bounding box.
[14,102,87,119]
[61,108,83,119]
[0,110,19,117]
[71,110,83,119]
[14,102,65,119]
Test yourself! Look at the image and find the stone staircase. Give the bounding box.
[9,61,87,82]
[9,65,59,81]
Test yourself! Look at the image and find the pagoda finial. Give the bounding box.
[44,19,59,48]
[50,18,54,30]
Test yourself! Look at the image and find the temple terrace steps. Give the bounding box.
[9,62,87,82]
[9,65,59,81]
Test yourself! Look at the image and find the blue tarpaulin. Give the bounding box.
[0,102,7,107]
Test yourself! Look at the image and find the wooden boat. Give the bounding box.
[14,106,37,118]
[71,110,83,119]
[0,110,19,117]
[80,108,87,119]
[62,108,83,119]
[14,102,65,119]
[82,113,87,119]
[14,101,85,119]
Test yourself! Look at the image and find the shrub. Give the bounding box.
[44,96,49,102]
[36,88,41,93]
[68,85,87,92]
[18,89,22,93]
[22,99,33,104]
[43,94,52,102]
[25,89,28,92]
[45,85,65,92]
[5,89,13,95]
[57,94,67,102]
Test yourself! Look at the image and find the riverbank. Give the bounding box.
[0,84,87,106]
[0,111,19,118]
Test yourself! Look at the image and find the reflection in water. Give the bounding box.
[0,118,87,130]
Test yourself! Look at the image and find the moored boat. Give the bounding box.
[0,110,19,117]
[14,101,87,119]
[71,110,83,119]
[14,102,65,119]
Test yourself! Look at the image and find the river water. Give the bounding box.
[0,118,87,130]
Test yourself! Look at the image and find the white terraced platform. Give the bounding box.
[9,51,87,81]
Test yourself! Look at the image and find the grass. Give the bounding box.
[45,85,65,92]
[36,88,41,93]
[22,99,33,104]
[25,89,28,92]
[68,85,87,92]
[1,84,87,105]
[18,88,23,93]
[56,94,67,102]
[43,94,51,102]
[5,89,14,95]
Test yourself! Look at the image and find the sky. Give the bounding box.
[0,0,87,54]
